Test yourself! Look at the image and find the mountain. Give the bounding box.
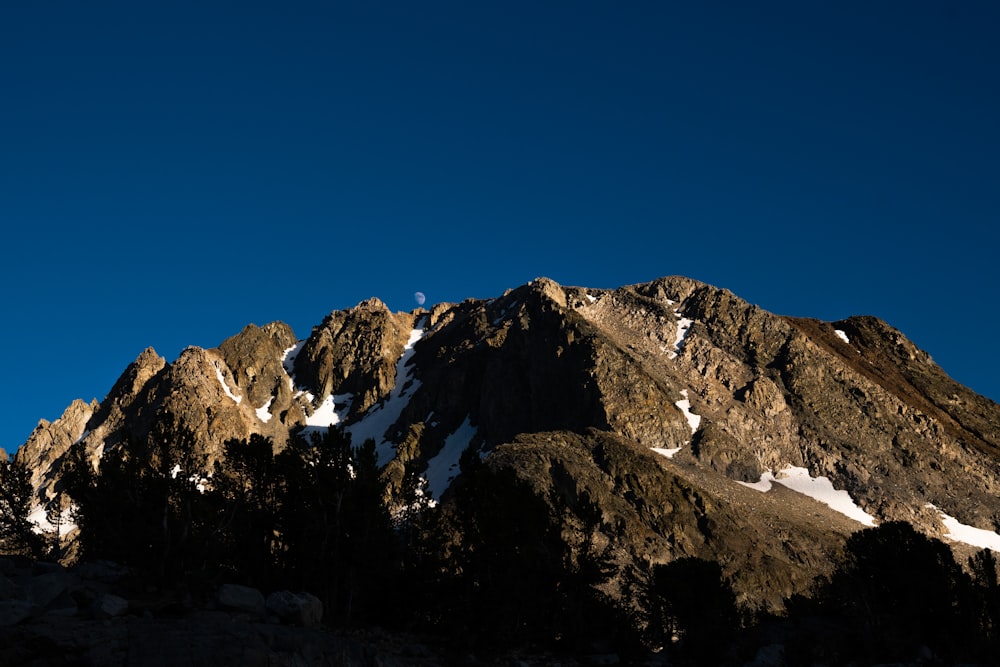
[14,275,1000,611]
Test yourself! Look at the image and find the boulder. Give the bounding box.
[43,590,77,617]
[92,593,129,618]
[215,583,265,615]
[0,574,24,601]
[74,560,127,583]
[25,570,70,607]
[0,600,33,627]
[265,590,323,627]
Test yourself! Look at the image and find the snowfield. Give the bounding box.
[739,466,877,527]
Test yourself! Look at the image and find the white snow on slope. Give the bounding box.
[739,466,877,527]
[652,446,683,459]
[256,397,275,423]
[306,393,348,428]
[282,341,305,388]
[424,416,477,500]
[213,361,242,404]
[834,329,850,344]
[738,470,776,492]
[928,504,1000,550]
[666,306,694,360]
[296,392,353,439]
[651,391,701,459]
[676,390,701,434]
[346,325,426,466]
[27,505,78,536]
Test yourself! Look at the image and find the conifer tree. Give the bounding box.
[0,455,46,559]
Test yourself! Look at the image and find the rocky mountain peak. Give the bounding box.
[12,275,1000,613]
[15,398,98,505]
[294,299,416,419]
[217,321,296,412]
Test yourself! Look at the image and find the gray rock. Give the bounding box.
[43,590,77,617]
[74,559,127,583]
[742,643,784,667]
[0,574,24,601]
[25,570,70,607]
[265,590,323,627]
[0,600,34,627]
[93,593,129,618]
[216,583,266,615]
[32,560,66,575]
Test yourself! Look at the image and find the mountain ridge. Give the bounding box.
[12,274,1000,611]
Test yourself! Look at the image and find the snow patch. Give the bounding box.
[737,470,776,492]
[281,341,306,389]
[213,361,242,404]
[298,393,352,438]
[27,505,78,536]
[740,466,877,526]
[345,324,426,466]
[928,504,1000,550]
[424,416,477,500]
[668,309,694,359]
[256,397,275,423]
[675,390,701,434]
[834,329,850,344]
[651,390,701,459]
[652,446,683,459]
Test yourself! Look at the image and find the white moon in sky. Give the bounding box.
[414,291,426,306]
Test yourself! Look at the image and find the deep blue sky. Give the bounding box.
[2,1,998,453]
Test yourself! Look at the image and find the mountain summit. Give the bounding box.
[14,275,1000,609]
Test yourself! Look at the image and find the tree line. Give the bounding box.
[4,429,1000,664]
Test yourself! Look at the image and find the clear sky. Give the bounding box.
[2,1,998,453]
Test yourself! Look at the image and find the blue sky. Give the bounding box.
[2,1,998,453]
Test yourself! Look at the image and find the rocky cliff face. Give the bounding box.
[14,275,1000,609]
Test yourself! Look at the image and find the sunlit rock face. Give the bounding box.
[16,275,1000,611]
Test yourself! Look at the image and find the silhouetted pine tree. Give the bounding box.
[786,521,978,665]
[272,427,397,626]
[210,433,282,589]
[648,557,740,666]
[415,448,606,652]
[969,548,1000,656]
[0,455,46,559]
[62,423,214,587]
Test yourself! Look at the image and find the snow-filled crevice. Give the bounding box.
[256,397,275,423]
[651,390,701,459]
[667,304,694,360]
[213,361,242,404]
[676,390,701,434]
[424,416,477,500]
[281,341,306,390]
[345,323,427,467]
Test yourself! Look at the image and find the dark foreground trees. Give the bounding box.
[46,429,1000,662]
[785,521,1000,665]
[61,424,399,626]
[0,455,46,559]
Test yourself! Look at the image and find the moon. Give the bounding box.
[414,291,426,306]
